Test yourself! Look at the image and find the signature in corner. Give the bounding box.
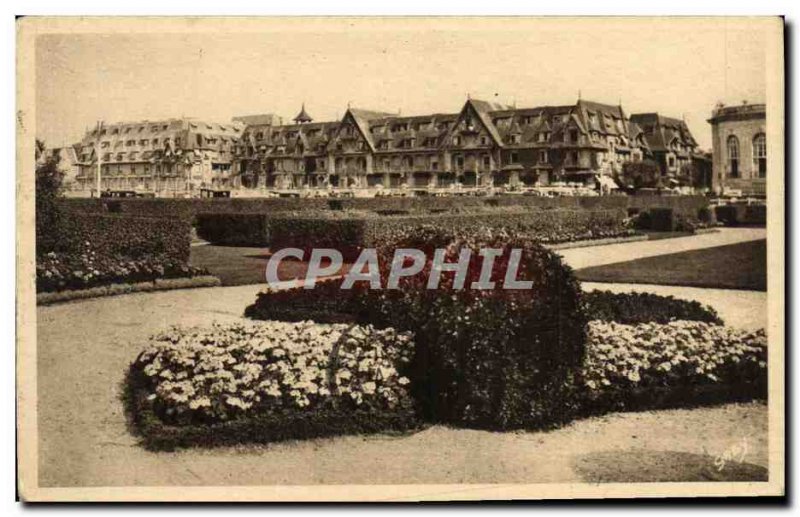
[714,437,749,472]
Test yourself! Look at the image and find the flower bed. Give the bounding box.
[36,212,202,293]
[127,321,420,450]
[580,320,767,413]
[36,242,209,293]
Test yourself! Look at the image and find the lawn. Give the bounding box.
[575,239,767,291]
[190,245,351,286]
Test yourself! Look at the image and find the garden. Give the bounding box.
[125,223,768,451]
[36,156,767,462]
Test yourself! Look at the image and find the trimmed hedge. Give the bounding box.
[347,227,588,430]
[583,290,724,325]
[246,285,726,328]
[648,208,676,232]
[59,194,708,219]
[196,213,271,246]
[268,209,632,260]
[715,204,767,226]
[38,213,191,263]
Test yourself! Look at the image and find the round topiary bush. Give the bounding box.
[356,225,588,430]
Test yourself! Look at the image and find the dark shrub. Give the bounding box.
[715,205,739,226]
[244,279,358,323]
[375,209,410,216]
[744,205,767,225]
[583,290,723,325]
[648,207,675,232]
[356,227,588,430]
[698,206,716,224]
[632,211,652,230]
[196,213,271,246]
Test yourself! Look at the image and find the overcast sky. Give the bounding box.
[35,17,772,150]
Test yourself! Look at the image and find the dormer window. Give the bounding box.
[452,136,461,146]
[480,136,489,146]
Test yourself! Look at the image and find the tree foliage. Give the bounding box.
[617,159,663,190]
[35,140,67,256]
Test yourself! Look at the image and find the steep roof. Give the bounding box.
[630,112,698,152]
[293,104,313,123]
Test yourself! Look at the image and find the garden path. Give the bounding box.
[557,227,766,270]
[35,226,770,488]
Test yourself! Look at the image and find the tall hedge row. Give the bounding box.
[38,213,192,263]
[195,213,272,246]
[59,194,708,219]
[266,209,630,259]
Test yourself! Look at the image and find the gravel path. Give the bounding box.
[35,227,770,487]
[37,284,767,487]
[557,227,766,270]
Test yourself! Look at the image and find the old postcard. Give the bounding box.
[16,16,785,501]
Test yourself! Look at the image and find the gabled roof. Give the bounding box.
[459,98,505,146]
[342,108,397,151]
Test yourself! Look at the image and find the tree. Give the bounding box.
[35,140,68,256]
[617,159,662,190]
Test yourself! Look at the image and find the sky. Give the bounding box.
[34,17,772,150]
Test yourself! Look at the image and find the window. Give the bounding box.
[510,152,519,164]
[431,160,439,171]
[539,150,548,164]
[569,129,579,143]
[196,134,203,146]
[482,155,491,169]
[570,151,578,165]
[480,136,489,145]
[727,135,740,178]
[452,136,461,146]
[668,155,676,168]
[753,134,766,178]
[455,155,464,170]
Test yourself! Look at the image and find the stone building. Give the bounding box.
[629,113,700,182]
[74,118,244,195]
[230,98,663,192]
[707,102,767,196]
[70,98,705,196]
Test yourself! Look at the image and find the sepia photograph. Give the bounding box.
[15,15,785,502]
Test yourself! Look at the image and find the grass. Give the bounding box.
[190,245,351,286]
[575,239,766,291]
